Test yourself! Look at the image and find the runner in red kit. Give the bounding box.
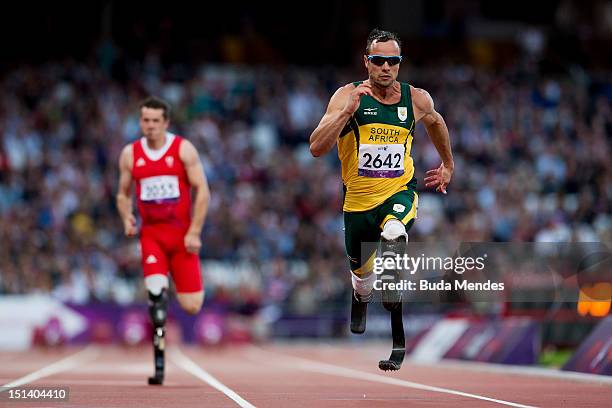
[116,96,210,385]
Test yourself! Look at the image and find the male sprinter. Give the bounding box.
[117,97,210,384]
[309,29,454,370]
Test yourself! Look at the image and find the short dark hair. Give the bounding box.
[139,96,171,120]
[365,29,402,54]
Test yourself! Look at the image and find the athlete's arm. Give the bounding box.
[412,86,454,194]
[309,83,373,157]
[116,145,138,237]
[180,140,210,254]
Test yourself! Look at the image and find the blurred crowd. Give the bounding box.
[0,57,610,314]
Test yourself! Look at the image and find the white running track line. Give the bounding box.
[171,348,256,408]
[0,346,99,391]
[412,359,612,386]
[250,347,538,408]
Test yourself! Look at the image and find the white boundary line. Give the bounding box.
[170,348,256,408]
[411,359,612,386]
[0,346,99,390]
[250,346,538,408]
[358,342,612,386]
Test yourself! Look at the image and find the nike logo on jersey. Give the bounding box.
[364,107,378,116]
[145,255,158,264]
[136,158,146,167]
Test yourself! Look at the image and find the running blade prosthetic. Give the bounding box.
[350,289,370,334]
[148,327,165,385]
[378,302,405,371]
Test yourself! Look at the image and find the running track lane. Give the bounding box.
[1,344,611,407]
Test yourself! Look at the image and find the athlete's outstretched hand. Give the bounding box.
[184,231,202,254]
[123,214,138,237]
[424,163,453,194]
[342,82,373,115]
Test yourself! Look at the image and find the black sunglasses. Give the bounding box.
[367,55,402,66]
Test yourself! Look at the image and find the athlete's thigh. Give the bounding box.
[140,232,169,277]
[376,187,419,232]
[169,248,203,294]
[344,210,380,274]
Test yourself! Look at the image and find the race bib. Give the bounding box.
[140,176,180,202]
[358,144,405,178]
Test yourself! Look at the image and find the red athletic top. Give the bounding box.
[132,133,191,229]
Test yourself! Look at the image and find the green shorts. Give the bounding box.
[344,179,418,274]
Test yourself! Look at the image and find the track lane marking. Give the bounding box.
[170,348,256,408]
[0,346,99,390]
[249,346,538,408]
[412,359,612,386]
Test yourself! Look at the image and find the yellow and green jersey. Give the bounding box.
[338,81,415,212]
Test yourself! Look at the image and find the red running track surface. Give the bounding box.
[0,343,611,408]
